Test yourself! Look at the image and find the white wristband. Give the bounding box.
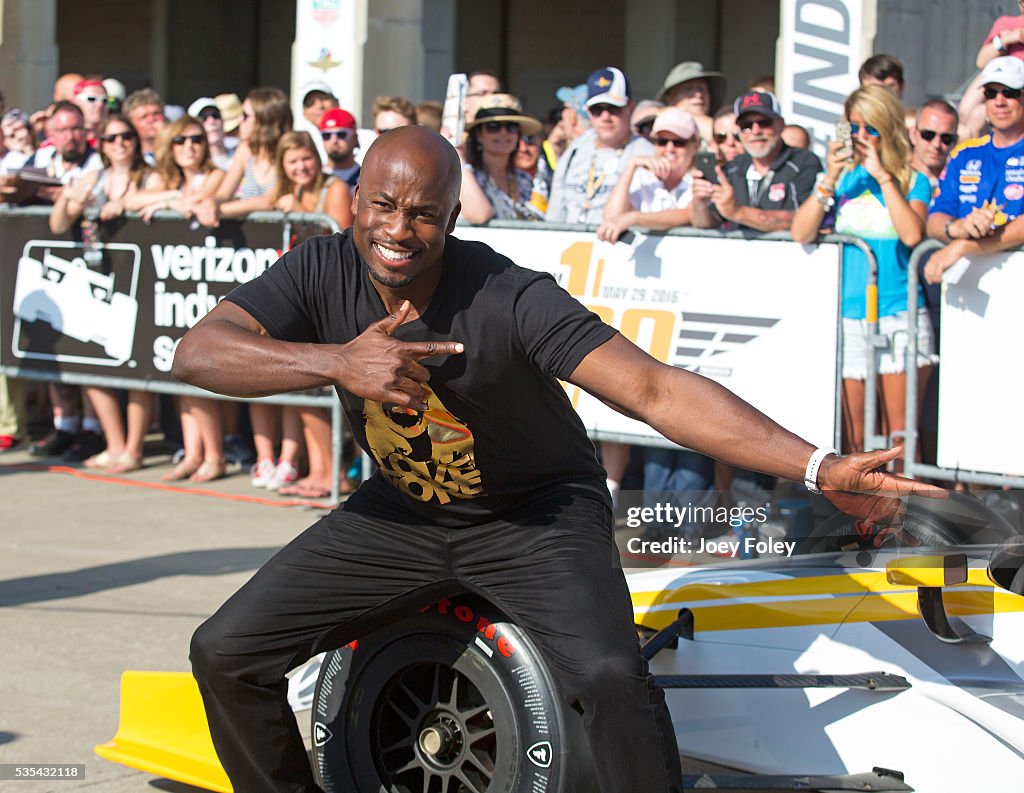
[994,34,1006,53]
[804,447,838,494]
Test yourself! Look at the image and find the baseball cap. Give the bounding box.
[651,107,698,140]
[187,97,218,118]
[302,80,335,101]
[319,107,357,132]
[585,67,631,108]
[733,90,783,121]
[980,56,1024,90]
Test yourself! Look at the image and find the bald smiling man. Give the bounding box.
[175,126,940,793]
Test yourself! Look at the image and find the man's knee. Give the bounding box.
[190,616,243,683]
[564,648,648,703]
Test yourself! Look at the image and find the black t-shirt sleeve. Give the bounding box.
[791,150,823,205]
[222,236,328,342]
[512,274,617,380]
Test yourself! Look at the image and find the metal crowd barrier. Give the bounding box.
[904,239,1024,488]
[1,206,880,497]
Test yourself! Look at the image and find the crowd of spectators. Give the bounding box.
[0,22,1018,501]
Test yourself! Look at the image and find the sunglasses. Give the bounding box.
[588,104,624,117]
[739,117,774,132]
[199,109,221,122]
[634,119,655,135]
[521,134,540,146]
[240,111,252,121]
[322,129,354,141]
[850,122,881,137]
[172,134,205,146]
[714,131,741,144]
[101,131,136,143]
[918,128,956,146]
[483,121,519,133]
[983,86,1022,100]
[653,136,690,148]
[79,95,106,103]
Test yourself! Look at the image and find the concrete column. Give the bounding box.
[623,0,678,101]
[0,0,59,114]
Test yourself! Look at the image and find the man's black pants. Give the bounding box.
[190,488,683,793]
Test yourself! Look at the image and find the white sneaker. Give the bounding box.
[266,460,299,491]
[250,458,277,487]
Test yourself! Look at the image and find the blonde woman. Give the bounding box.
[792,85,934,456]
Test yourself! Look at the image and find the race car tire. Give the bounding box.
[311,595,597,793]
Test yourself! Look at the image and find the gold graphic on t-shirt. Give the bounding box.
[363,385,483,504]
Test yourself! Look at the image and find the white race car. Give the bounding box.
[97,492,1024,792]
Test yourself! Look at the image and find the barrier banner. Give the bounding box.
[937,253,1024,476]
[0,213,289,382]
[457,227,841,447]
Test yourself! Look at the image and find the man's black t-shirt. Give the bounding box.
[720,143,822,226]
[225,231,616,526]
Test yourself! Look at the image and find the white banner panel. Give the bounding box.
[777,0,875,158]
[937,253,1024,476]
[291,1,365,119]
[455,227,840,448]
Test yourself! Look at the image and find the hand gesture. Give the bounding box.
[596,213,636,243]
[633,155,673,182]
[856,137,888,184]
[276,194,298,213]
[957,206,997,240]
[819,446,945,531]
[690,169,716,202]
[339,301,464,412]
[190,196,220,228]
[99,199,124,221]
[923,243,966,284]
[709,166,737,218]
[823,139,853,181]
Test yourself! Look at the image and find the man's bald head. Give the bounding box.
[361,125,462,210]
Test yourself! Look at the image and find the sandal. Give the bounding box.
[189,459,226,483]
[161,457,202,481]
[84,450,111,469]
[105,453,143,475]
[278,479,332,499]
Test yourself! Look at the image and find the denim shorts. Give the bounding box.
[842,308,937,380]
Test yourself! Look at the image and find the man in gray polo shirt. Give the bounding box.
[546,67,655,225]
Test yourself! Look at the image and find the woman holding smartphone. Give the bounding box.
[792,85,935,456]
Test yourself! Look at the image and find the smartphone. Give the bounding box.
[834,120,853,158]
[440,73,467,146]
[694,151,719,184]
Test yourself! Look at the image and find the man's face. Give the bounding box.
[323,126,357,164]
[304,96,335,127]
[130,102,166,142]
[74,88,107,128]
[48,109,88,162]
[465,74,500,123]
[984,82,1024,136]
[711,112,743,162]
[375,110,413,134]
[911,107,958,172]
[198,108,224,144]
[737,113,782,161]
[588,100,632,148]
[665,78,711,116]
[861,74,903,99]
[353,135,460,291]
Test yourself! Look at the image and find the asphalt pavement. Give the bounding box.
[0,443,328,792]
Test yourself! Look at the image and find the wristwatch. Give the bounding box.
[804,448,838,494]
[994,34,1007,53]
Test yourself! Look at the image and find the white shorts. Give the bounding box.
[842,308,937,381]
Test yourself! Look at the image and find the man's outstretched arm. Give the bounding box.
[569,333,943,503]
[172,300,462,411]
